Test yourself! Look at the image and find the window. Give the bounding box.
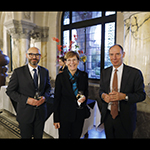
[61,11,116,79]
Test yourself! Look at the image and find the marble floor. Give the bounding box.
[0,109,106,139]
[0,109,52,139]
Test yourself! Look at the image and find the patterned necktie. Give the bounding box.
[111,69,118,119]
[33,69,38,90]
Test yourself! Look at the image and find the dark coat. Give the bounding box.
[99,64,146,134]
[6,65,51,123]
[53,69,88,123]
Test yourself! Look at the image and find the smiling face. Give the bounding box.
[66,55,79,73]
[109,45,125,68]
[26,47,41,68]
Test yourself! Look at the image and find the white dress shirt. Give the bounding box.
[108,63,124,111]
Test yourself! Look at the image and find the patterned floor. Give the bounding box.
[0,110,52,139]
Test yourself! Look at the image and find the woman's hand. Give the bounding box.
[77,95,86,103]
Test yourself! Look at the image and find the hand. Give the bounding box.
[109,91,126,101]
[77,95,86,103]
[27,97,38,106]
[102,93,111,103]
[53,123,60,129]
[36,96,46,106]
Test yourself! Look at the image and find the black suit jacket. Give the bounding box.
[6,65,51,124]
[53,69,88,123]
[99,64,146,133]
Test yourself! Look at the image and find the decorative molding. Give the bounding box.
[23,12,31,20]
[30,26,49,42]
[4,19,49,41]
[4,19,36,39]
[22,12,34,22]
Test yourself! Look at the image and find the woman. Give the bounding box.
[53,51,89,138]
[58,56,67,73]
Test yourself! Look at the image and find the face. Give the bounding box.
[109,45,125,68]
[59,59,65,67]
[26,47,41,68]
[66,55,79,73]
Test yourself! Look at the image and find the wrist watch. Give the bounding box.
[125,95,128,101]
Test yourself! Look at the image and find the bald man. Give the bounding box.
[6,47,51,138]
[99,44,145,138]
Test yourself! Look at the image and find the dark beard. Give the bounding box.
[29,59,40,66]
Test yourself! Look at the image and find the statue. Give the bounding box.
[0,49,10,88]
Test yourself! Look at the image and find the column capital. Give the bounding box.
[30,26,49,42]
[4,19,36,39]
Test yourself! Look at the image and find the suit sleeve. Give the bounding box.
[126,70,146,104]
[82,72,88,107]
[43,69,51,101]
[53,74,62,123]
[6,69,28,106]
[99,69,107,103]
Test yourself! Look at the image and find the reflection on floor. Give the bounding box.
[81,124,106,139]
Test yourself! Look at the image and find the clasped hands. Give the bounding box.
[27,96,45,107]
[102,91,126,103]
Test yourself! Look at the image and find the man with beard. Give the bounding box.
[6,47,51,138]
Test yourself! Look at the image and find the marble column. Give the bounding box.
[124,12,150,85]
[4,20,36,69]
[11,34,30,69]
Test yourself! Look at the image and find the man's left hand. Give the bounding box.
[109,91,126,102]
[36,96,46,106]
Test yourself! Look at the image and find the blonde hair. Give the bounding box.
[64,51,79,60]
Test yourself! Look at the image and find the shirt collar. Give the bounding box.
[112,63,124,72]
[28,64,38,72]
[67,69,79,79]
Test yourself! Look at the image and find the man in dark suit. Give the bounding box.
[6,47,51,139]
[99,44,146,138]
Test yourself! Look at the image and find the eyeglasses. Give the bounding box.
[67,58,78,63]
[28,53,41,58]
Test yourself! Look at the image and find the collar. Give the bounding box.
[112,63,124,72]
[68,69,79,79]
[28,64,38,72]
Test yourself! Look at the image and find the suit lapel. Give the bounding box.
[120,64,130,92]
[38,66,44,92]
[63,70,75,97]
[106,67,112,93]
[24,65,35,89]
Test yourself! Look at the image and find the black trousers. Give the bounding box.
[104,110,133,139]
[19,110,45,139]
[59,109,85,139]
